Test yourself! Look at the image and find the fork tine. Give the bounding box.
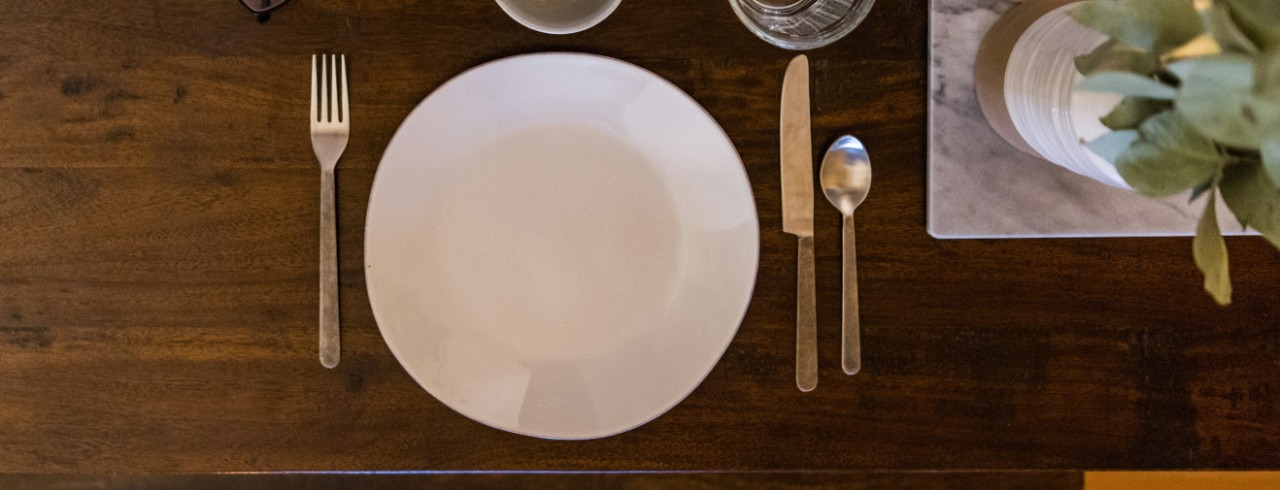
[320,54,329,123]
[339,55,349,125]
[310,54,317,124]
[325,54,335,124]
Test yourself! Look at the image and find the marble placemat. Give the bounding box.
[927,0,1248,239]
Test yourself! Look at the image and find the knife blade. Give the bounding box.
[781,54,818,392]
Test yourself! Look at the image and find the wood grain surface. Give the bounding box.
[1,0,1279,474]
[0,472,1082,490]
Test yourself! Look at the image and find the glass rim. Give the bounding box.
[728,0,876,50]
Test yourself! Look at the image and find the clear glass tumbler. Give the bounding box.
[729,0,875,50]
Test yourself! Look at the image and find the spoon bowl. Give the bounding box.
[820,135,872,215]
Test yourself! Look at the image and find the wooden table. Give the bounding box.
[2,0,1278,476]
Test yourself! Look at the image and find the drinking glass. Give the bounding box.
[729,0,875,50]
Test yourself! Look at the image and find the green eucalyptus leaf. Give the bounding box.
[1101,97,1172,130]
[1220,159,1280,250]
[1260,97,1280,183]
[1115,111,1222,197]
[1080,72,1177,100]
[1193,188,1232,306]
[1190,180,1214,203]
[1086,129,1141,163]
[1172,55,1261,149]
[1257,49,1280,96]
[1201,2,1259,55]
[1264,138,1280,187]
[1252,53,1280,182]
[1075,39,1160,76]
[1222,0,1280,50]
[1166,59,1195,81]
[1072,0,1203,54]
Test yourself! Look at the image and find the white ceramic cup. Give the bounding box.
[496,0,622,35]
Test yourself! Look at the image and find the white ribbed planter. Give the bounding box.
[975,0,1131,189]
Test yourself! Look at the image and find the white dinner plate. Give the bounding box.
[364,53,759,440]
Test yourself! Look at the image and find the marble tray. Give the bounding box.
[927,0,1248,239]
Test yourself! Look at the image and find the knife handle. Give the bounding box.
[796,235,818,392]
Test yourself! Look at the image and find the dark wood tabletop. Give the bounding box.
[1,0,1278,475]
[0,472,1083,489]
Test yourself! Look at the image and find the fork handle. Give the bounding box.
[319,169,340,369]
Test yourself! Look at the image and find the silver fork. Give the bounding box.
[311,53,349,369]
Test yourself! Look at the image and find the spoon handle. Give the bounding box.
[843,213,861,375]
[796,235,818,392]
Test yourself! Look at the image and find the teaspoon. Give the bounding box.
[819,135,872,375]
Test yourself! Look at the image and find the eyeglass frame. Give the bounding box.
[239,0,293,22]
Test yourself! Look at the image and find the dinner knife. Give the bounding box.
[781,54,817,392]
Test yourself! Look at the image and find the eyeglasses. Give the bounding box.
[239,0,293,22]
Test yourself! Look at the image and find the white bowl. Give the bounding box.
[496,0,622,35]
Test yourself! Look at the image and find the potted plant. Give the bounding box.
[1072,0,1280,305]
